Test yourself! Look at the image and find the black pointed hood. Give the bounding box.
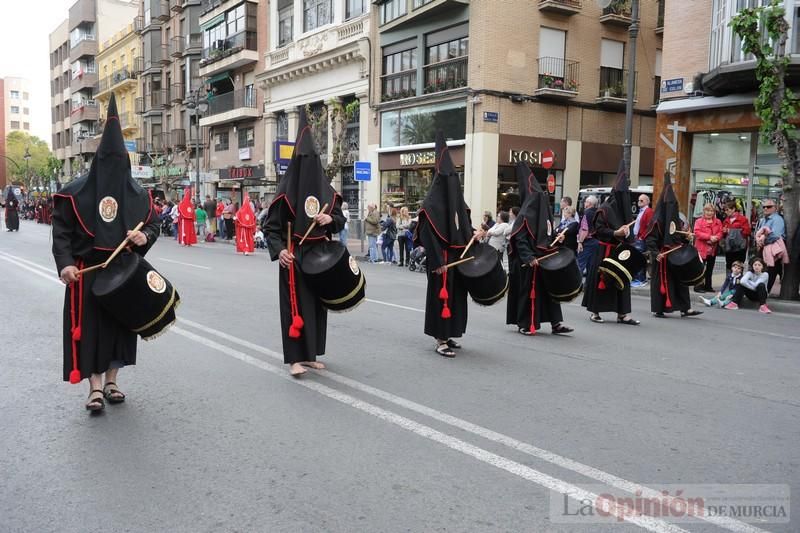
[415,130,473,247]
[54,93,152,249]
[509,161,551,246]
[270,108,338,240]
[5,188,15,205]
[597,159,633,231]
[647,171,682,246]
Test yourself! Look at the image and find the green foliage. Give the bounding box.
[4,131,54,189]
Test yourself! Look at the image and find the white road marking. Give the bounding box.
[0,253,62,286]
[365,298,425,313]
[154,257,212,270]
[172,324,688,533]
[178,316,767,533]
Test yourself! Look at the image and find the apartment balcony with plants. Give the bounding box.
[599,0,631,27]
[199,1,258,78]
[538,0,581,16]
[199,86,259,127]
[596,66,635,105]
[533,57,579,99]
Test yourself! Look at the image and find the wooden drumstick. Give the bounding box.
[443,256,475,270]
[521,250,560,268]
[657,245,684,261]
[75,221,145,275]
[299,203,329,246]
[549,228,568,248]
[460,234,478,259]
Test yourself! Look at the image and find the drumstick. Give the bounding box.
[521,250,560,268]
[75,221,145,275]
[549,228,568,248]
[460,234,477,259]
[443,256,475,270]
[298,203,329,246]
[658,245,684,259]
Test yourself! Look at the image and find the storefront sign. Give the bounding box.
[483,111,499,123]
[264,184,278,194]
[153,166,185,178]
[509,149,556,167]
[124,140,136,153]
[239,147,252,161]
[400,151,435,166]
[131,165,153,179]
[274,141,295,175]
[219,165,265,180]
[662,78,684,93]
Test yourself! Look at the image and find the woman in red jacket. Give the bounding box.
[693,203,723,292]
[721,200,751,272]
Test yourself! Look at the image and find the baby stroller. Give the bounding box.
[408,245,426,273]
[160,214,173,237]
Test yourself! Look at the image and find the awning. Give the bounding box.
[200,14,225,30]
[206,71,232,84]
[656,93,756,114]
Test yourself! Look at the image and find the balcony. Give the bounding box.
[135,96,145,114]
[170,82,185,103]
[72,136,99,155]
[171,128,186,148]
[69,36,98,62]
[156,0,170,21]
[538,0,581,16]
[596,67,635,105]
[70,70,98,93]
[150,89,167,110]
[533,57,579,99]
[656,0,664,34]
[135,137,147,152]
[119,111,137,132]
[599,0,632,26]
[171,36,184,57]
[199,88,259,127]
[184,33,203,55]
[381,71,417,102]
[423,56,468,95]
[95,68,137,97]
[72,101,99,123]
[133,56,145,75]
[134,15,144,33]
[170,0,183,11]
[160,44,171,65]
[199,31,258,77]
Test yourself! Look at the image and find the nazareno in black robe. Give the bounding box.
[52,94,159,383]
[264,112,345,365]
[646,173,691,313]
[3,189,20,230]
[413,130,474,342]
[506,162,563,332]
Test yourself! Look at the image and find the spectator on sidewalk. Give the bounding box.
[339,201,350,246]
[486,211,511,262]
[223,200,236,240]
[216,199,226,239]
[170,200,180,240]
[721,200,750,272]
[396,206,413,267]
[381,207,398,264]
[203,195,217,237]
[693,203,723,293]
[364,203,380,263]
[755,199,787,293]
[195,203,207,240]
[630,194,653,288]
[481,210,495,231]
[555,206,579,253]
[576,195,599,276]
[725,258,771,313]
[560,196,580,224]
[700,260,744,307]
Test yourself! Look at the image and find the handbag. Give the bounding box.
[723,228,746,253]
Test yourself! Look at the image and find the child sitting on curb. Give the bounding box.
[725,259,771,313]
[700,261,743,307]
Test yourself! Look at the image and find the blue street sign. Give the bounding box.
[354,161,371,182]
[662,78,684,93]
[124,140,136,152]
[483,111,499,123]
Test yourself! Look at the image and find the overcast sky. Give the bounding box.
[0,1,78,148]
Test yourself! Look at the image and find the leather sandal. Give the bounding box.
[589,314,604,323]
[446,339,462,349]
[681,310,703,317]
[617,316,641,325]
[552,323,574,335]
[435,343,456,357]
[518,328,535,336]
[86,390,105,411]
[103,382,125,404]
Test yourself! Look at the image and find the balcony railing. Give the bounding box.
[160,44,171,64]
[185,33,203,54]
[423,56,468,94]
[600,0,632,25]
[413,0,435,7]
[171,36,184,57]
[156,0,170,21]
[70,100,99,123]
[656,0,664,32]
[171,82,184,102]
[170,0,183,12]
[119,112,136,130]
[171,128,186,148]
[538,0,582,15]
[535,57,580,95]
[206,88,258,116]
[135,96,145,114]
[201,31,257,63]
[133,56,145,75]
[134,16,144,33]
[135,137,147,152]
[653,75,661,106]
[597,67,635,101]
[97,68,136,93]
[381,70,417,102]
[149,89,166,109]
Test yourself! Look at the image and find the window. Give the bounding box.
[380,100,467,148]
[22,92,29,100]
[227,4,245,36]
[599,38,625,97]
[380,0,406,24]
[304,0,332,32]
[424,33,468,94]
[276,112,289,141]
[346,0,365,19]
[654,49,662,105]
[10,106,20,114]
[278,3,293,46]
[23,107,29,115]
[10,90,20,99]
[382,45,418,100]
[23,123,30,130]
[215,131,229,151]
[238,127,255,148]
[10,121,20,129]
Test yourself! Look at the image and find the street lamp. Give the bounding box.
[186,88,209,203]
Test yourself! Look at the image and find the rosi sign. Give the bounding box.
[509,150,556,167]
[400,151,435,166]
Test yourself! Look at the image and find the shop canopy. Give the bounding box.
[656,93,756,114]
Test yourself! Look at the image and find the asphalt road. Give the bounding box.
[0,220,797,533]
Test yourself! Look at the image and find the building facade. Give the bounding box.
[199,0,265,205]
[134,0,206,199]
[654,0,791,221]
[95,23,142,160]
[366,0,663,218]
[257,0,370,209]
[2,77,33,190]
[50,20,73,181]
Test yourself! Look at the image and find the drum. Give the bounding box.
[456,242,509,306]
[539,248,583,301]
[598,243,647,290]
[301,241,366,311]
[667,244,706,285]
[92,252,180,340]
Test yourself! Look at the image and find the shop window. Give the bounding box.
[380,100,467,148]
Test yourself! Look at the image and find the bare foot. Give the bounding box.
[300,361,325,370]
[289,363,307,377]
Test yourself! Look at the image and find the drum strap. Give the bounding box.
[529,262,537,334]
[439,250,451,319]
[68,259,85,384]
[598,242,614,290]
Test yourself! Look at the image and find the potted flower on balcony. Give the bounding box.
[541,73,555,89]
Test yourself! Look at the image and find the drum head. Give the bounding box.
[457,242,499,278]
[539,248,576,271]
[301,241,346,275]
[667,245,698,266]
[92,252,141,297]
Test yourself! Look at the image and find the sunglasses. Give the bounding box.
[764,205,776,209]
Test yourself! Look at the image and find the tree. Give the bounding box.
[5,132,54,191]
[305,100,360,181]
[731,0,799,299]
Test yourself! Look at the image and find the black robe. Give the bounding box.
[52,200,160,381]
[417,216,468,340]
[3,198,19,231]
[581,210,632,315]
[646,226,692,313]
[506,231,563,331]
[264,197,345,365]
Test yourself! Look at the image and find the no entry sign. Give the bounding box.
[547,174,556,194]
[541,149,555,169]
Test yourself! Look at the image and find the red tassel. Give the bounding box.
[292,315,304,330]
[529,263,537,334]
[439,286,449,300]
[71,326,82,341]
[288,326,301,338]
[598,276,606,290]
[69,369,81,384]
[441,305,451,319]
